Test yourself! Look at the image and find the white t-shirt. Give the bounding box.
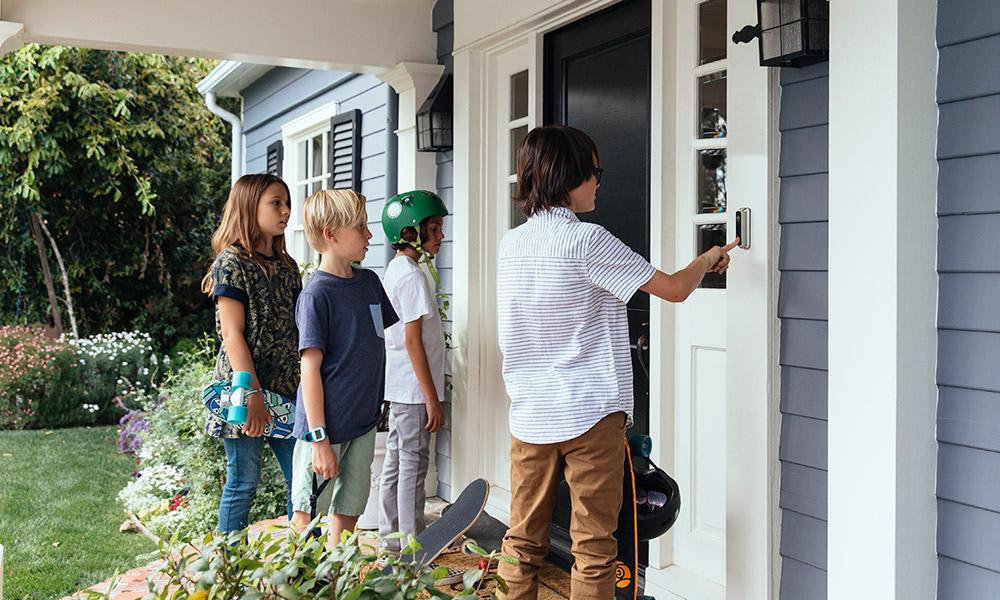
[383,255,446,404]
[497,206,656,444]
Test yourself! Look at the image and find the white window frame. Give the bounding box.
[280,99,341,266]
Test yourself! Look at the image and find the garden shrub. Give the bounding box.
[0,325,166,429]
[117,338,287,538]
[0,324,79,428]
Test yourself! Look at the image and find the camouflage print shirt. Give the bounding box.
[205,246,301,439]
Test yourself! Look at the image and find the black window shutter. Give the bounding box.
[265,140,283,176]
[329,109,362,193]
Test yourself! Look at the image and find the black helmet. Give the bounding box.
[634,457,681,541]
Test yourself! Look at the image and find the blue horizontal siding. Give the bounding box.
[777,65,828,600]
[937,7,1000,595]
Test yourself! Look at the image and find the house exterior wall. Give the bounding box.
[936,1,1000,595]
[241,68,393,277]
[431,0,455,500]
[776,62,829,600]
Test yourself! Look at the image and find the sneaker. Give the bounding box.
[428,562,465,586]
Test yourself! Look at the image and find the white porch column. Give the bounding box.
[827,1,938,599]
[378,62,446,192]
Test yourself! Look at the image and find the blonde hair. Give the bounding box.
[201,173,296,294]
[303,189,367,252]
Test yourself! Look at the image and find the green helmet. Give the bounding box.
[381,190,449,245]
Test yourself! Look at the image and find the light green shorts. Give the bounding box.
[290,428,376,517]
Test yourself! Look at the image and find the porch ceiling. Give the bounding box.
[1,0,437,74]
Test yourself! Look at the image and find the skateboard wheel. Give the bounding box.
[461,539,479,555]
[628,434,652,458]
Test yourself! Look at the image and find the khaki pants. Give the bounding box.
[498,412,627,600]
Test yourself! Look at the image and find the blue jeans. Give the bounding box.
[218,435,296,532]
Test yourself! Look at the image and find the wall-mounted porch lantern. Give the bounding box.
[416,73,453,152]
[732,0,829,68]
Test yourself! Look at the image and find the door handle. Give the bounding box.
[735,207,750,249]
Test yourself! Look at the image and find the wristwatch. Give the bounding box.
[303,426,327,442]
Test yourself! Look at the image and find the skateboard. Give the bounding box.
[202,381,296,438]
[401,477,490,566]
[614,437,641,600]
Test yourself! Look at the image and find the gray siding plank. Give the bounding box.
[939,273,1000,332]
[938,499,1000,573]
[938,556,1000,600]
[778,173,828,224]
[938,154,1000,215]
[938,0,1000,47]
[779,62,829,86]
[779,510,828,570]
[777,223,828,271]
[938,35,1000,103]
[780,319,828,371]
[938,95,1000,159]
[779,462,828,521]
[778,77,829,131]
[938,330,1000,393]
[937,442,1000,512]
[780,366,828,420]
[939,213,1000,272]
[778,126,828,177]
[778,556,827,600]
[938,386,1000,453]
[777,271,828,321]
[779,415,828,470]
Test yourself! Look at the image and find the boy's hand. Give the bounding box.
[242,394,273,437]
[312,441,338,480]
[425,397,445,433]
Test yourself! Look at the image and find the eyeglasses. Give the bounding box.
[592,167,604,185]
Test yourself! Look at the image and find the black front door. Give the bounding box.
[544,0,652,435]
[543,0,652,572]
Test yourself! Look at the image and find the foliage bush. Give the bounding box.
[0,45,230,349]
[0,324,77,428]
[0,325,165,429]
[116,338,287,538]
[83,526,514,600]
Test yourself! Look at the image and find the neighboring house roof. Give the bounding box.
[196,60,273,97]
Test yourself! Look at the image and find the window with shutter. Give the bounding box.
[266,140,283,176]
[329,109,362,193]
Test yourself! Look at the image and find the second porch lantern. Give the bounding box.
[416,74,453,152]
[754,0,829,67]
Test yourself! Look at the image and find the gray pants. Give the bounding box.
[379,402,431,549]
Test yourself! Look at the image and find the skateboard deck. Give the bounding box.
[202,381,295,438]
[614,439,640,600]
[402,478,490,566]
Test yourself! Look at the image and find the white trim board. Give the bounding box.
[827,1,939,598]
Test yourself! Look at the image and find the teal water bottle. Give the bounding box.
[226,371,252,426]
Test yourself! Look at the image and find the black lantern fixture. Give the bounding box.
[733,0,829,68]
[416,73,453,152]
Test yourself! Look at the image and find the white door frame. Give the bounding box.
[450,2,776,598]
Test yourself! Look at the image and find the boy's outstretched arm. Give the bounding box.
[404,318,445,433]
[217,296,272,437]
[640,238,739,302]
[301,347,338,480]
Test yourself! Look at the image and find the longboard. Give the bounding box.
[202,381,295,438]
[401,478,490,566]
[614,439,640,600]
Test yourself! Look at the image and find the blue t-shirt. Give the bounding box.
[292,267,399,444]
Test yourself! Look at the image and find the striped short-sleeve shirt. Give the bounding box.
[497,206,656,444]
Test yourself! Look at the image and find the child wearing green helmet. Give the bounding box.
[378,190,449,554]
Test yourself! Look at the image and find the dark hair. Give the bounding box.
[514,125,599,217]
[389,215,439,251]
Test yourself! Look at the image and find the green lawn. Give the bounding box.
[0,425,156,600]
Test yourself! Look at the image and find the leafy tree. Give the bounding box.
[0,45,233,348]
